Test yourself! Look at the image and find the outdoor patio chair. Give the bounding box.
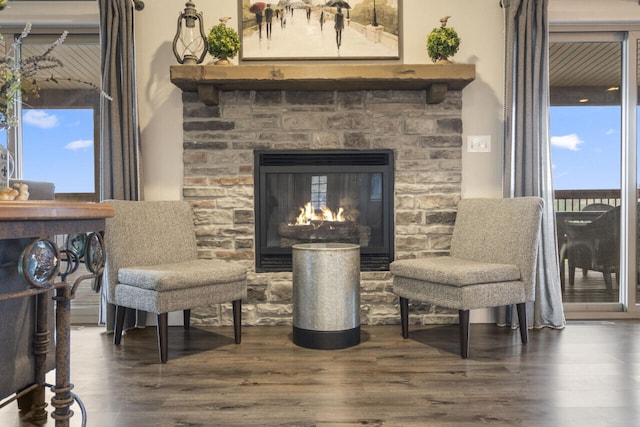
[562,205,620,291]
[557,203,614,290]
[390,197,544,359]
[103,200,247,363]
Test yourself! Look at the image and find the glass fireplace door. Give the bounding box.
[255,150,394,272]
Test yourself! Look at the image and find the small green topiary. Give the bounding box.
[207,23,241,61]
[426,18,461,63]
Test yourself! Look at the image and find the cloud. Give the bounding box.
[551,133,583,151]
[23,110,58,129]
[65,139,93,151]
[606,128,617,135]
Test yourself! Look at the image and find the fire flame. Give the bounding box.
[296,202,345,225]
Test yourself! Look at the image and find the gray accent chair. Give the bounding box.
[8,179,56,201]
[103,200,248,363]
[390,197,544,359]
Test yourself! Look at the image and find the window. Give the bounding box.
[1,30,101,201]
[311,175,328,210]
[550,28,640,315]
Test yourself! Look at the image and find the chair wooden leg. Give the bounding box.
[458,310,470,359]
[114,305,126,345]
[569,263,576,286]
[516,302,528,345]
[399,297,409,339]
[183,309,191,330]
[232,300,242,344]
[157,313,169,363]
[603,271,613,291]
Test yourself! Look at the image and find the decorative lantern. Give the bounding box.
[172,1,207,65]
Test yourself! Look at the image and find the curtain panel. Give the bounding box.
[98,0,145,331]
[501,0,565,328]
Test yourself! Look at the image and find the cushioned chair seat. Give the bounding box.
[119,259,247,291]
[392,276,528,312]
[390,257,520,286]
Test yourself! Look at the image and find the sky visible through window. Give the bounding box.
[0,108,95,193]
[550,105,622,190]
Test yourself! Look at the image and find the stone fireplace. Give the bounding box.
[172,64,474,327]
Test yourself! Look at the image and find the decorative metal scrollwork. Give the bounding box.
[84,232,105,275]
[64,233,87,260]
[58,249,80,282]
[18,239,60,288]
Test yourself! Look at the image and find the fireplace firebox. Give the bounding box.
[254,150,394,272]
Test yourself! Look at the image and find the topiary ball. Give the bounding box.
[207,23,241,60]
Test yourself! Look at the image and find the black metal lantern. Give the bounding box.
[172,0,207,65]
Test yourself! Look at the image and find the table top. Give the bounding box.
[0,201,114,240]
[292,243,361,251]
[0,201,114,221]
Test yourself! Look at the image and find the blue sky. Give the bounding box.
[550,105,622,190]
[17,108,94,193]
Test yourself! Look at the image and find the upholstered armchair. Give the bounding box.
[390,197,544,359]
[103,200,247,363]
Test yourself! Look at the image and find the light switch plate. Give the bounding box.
[467,135,491,152]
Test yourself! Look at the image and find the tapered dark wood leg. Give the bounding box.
[157,313,169,363]
[114,305,126,345]
[232,300,242,344]
[516,302,528,345]
[459,310,470,359]
[399,297,409,339]
[183,309,191,330]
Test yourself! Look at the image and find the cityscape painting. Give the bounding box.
[239,0,400,60]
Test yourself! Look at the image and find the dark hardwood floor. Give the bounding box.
[1,321,639,427]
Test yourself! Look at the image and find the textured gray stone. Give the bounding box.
[180,88,463,326]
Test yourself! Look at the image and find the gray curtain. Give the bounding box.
[98,0,146,331]
[500,0,565,328]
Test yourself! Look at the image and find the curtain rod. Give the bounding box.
[133,0,144,11]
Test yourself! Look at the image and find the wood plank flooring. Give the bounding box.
[1,322,640,427]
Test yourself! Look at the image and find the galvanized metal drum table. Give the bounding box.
[292,243,361,350]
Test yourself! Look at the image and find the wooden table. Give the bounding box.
[0,201,114,426]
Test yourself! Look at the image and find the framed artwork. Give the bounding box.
[238,0,401,61]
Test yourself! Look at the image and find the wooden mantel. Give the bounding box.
[170,63,475,105]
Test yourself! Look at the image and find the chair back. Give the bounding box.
[581,203,613,212]
[9,179,55,200]
[103,200,199,303]
[450,197,544,301]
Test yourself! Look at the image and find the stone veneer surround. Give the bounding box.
[181,87,463,327]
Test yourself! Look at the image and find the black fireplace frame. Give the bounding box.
[254,149,395,273]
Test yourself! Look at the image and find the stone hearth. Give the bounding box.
[173,64,474,327]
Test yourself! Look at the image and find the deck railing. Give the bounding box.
[554,189,624,212]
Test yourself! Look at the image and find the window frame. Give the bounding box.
[550,25,640,318]
[1,29,101,202]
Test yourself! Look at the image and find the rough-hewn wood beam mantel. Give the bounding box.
[170,64,475,105]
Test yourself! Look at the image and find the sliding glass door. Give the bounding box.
[550,30,640,315]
